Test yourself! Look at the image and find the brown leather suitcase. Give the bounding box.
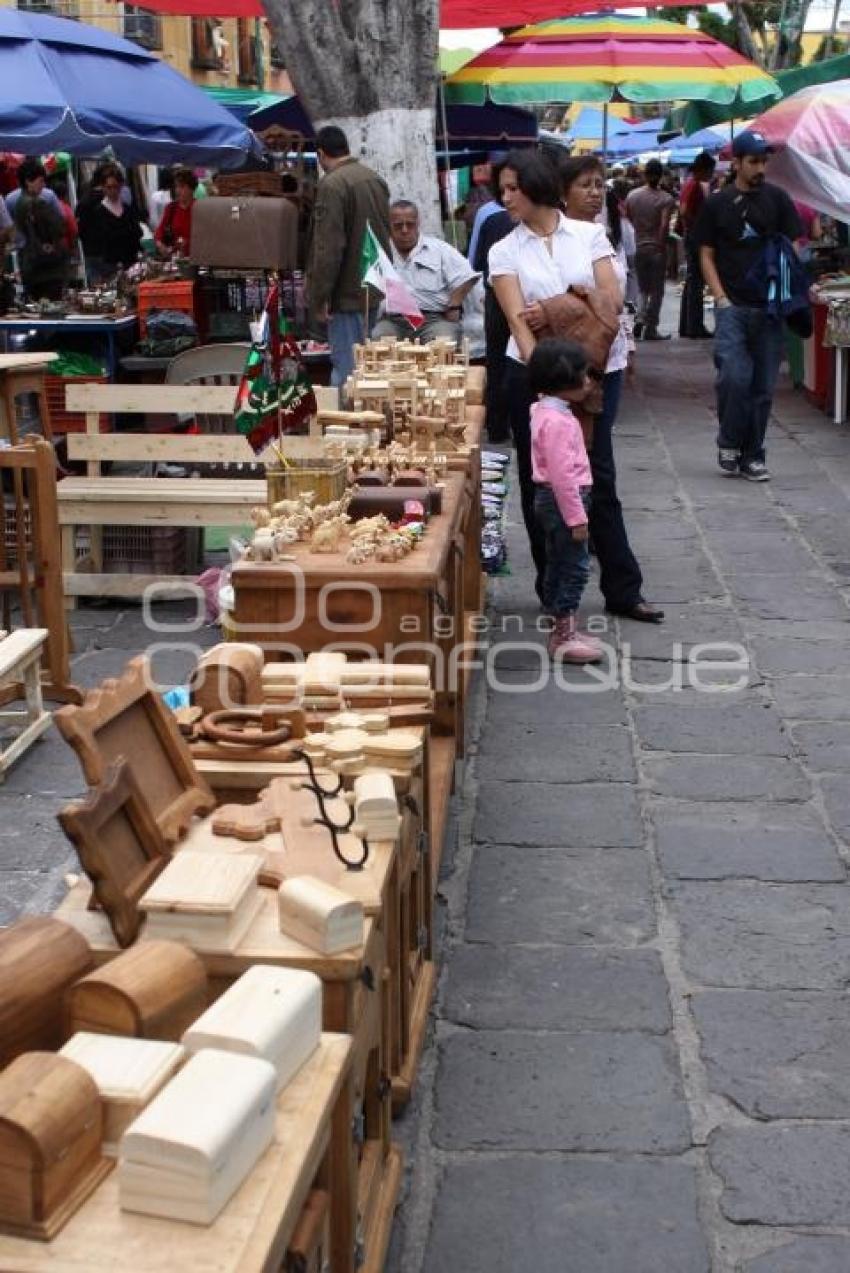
[190,196,298,270]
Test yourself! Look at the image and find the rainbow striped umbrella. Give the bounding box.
[445,14,781,111]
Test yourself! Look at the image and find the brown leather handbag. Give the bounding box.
[538,287,621,373]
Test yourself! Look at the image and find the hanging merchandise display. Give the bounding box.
[234,280,316,454]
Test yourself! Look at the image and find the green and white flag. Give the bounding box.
[361,221,424,329]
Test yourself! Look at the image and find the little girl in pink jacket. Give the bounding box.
[529,338,602,663]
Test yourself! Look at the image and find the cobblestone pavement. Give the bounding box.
[387,335,850,1273]
[5,328,850,1271]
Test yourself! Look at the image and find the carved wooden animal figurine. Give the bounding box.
[310,516,348,554]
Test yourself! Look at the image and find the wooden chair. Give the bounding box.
[0,629,51,780]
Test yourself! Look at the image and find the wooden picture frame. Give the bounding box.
[55,655,216,845]
[59,758,170,948]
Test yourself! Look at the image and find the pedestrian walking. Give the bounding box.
[626,159,675,340]
[678,151,716,339]
[306,125,391,387]
[529,338,603,663]
[694,129,801,482]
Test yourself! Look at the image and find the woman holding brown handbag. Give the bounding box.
[490,149,663,623]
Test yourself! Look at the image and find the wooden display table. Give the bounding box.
[0,1034,361,1273]
[231,472,469,747]
[54,886,400,1272]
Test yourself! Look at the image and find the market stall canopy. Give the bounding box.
[729,81,850,225]
[0,8,261,166]
[245,94,537,151]
[444,13,782,108]
[97,0,714,23]
[667,52,850,135]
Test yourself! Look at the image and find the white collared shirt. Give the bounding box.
[488,212,614,363]
[391,234,479,314]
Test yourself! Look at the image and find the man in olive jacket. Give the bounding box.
[306,125,391,386]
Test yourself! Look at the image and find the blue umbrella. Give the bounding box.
[0,8,261,167]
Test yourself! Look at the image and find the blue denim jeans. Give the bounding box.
[328,311,366,387]
[713,304,785,464]
[534,485,592,617]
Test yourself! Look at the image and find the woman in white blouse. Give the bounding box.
[490,149,662,623]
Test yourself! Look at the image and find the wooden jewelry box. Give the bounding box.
[119,1047,277,1225]
[138,851,263,953]
[0,1052,110,1239]
[64,941,208,1042]
[182,964,321,1091]
[277,876,365,955]
[60,1033,185,1157]
[0,917,92,1068]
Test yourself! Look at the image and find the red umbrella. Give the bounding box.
[100,0,713,26]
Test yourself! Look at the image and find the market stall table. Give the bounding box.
[0,1033,357,1273]
[0,314,138,381]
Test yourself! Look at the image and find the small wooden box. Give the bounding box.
[278,876,365,955]
[182,965,321,1091]
[0,917,92,1068]
[0,1052,110,1240]
[60,1033,185,1157]
[190,643,264,713]
[119,1048,277,1225]
[139,851,263,953]
[65,941,208,1042]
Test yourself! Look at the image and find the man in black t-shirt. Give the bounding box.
[694,130,801,481]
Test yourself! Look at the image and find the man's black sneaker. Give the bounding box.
[718,448,739,475]
[739,459,770,482]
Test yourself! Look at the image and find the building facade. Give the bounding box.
[1,0,293,96]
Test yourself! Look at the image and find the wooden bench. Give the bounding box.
[58,382,335,604]
[0,628,51,780]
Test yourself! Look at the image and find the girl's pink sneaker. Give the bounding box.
[548,615,603,664]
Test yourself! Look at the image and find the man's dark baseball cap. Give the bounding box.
[731,129,773,158]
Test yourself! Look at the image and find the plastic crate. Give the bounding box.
[75,525,205,576]
[137,279,197,337]
[45,374,109,434]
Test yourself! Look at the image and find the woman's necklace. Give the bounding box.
[530,213,559,256]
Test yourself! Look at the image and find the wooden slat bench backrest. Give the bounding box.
[63,383,340,477]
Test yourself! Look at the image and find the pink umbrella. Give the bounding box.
[745,80,850,224]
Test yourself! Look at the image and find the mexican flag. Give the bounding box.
[361,222,424,330]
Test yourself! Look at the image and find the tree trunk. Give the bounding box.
[729,2,762,64]
[262,0,442,231]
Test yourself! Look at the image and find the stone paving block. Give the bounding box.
[728,577,848,622]
[0,794,84,871]
[485,669,628,725]
[422,1157,710,1273]
[709,1125,850,1226]
[643,754,808,802]
[771,675,850,721]
[474,780,643,847]
[625,660,758,695]
[654,802,844,882]
[700,532,818,576]
[633,702,790,755]
[745,619,850,644]
[0,869,71,925]
[618,606,746,660]
[751,636,850,676]
[444,945,670,1032]
[744,1236,850,1273]
[669,881,850,988]
[794,722,850,771]
[435,1029,691,1152]
[819,775,850,840]
[478,722,636,784]
[693,989,850,1118]
[0,730,86,799]
[71,644,201,690]
[465,845,655,947]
